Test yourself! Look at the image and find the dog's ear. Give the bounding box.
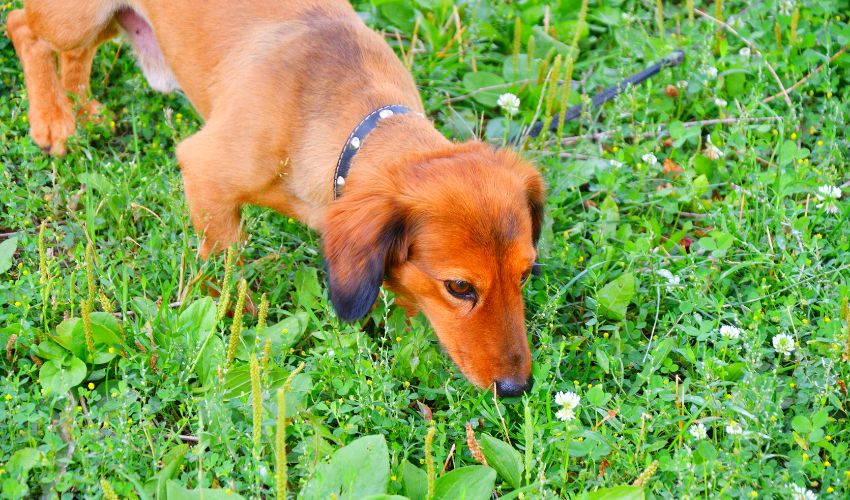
[522,168,546,246]
[493,147,545,246]
[322,191,407,321]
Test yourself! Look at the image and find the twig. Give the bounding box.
[643,284,661,363]
[179,434,200,443]
[666,209,713,219]
[553,116,781,146]
[443,79,534,104]
[492,385,512,446]
[695,9,794,114]
[112,300,183,318]
[764,45,848,103]
[441,443,456,475]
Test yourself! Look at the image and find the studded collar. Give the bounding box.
[333,104,412,199]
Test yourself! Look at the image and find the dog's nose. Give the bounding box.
[495,375,534,397]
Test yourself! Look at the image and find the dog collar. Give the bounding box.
[333,104,412,199]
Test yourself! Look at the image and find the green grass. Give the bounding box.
[2,0,850,498]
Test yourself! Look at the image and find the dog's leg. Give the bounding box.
[7,9,75,155]
[176,126,244,258]
[60,27,115,123]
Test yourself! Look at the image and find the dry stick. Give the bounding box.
[405,16,421,69]
[443,78,534,104]
[492,385,512,445]
[695,8,795,114]
[440,443,456,475]
[763,44,849,103]
[452,6,464,65]
[552,116,782,146]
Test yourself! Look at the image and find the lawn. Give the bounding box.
[1,0,849,498]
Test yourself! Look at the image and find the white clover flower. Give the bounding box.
[497,93,521,116]
[815,185,842,214]
[689,422,708,440]
[621,12,639,24]
[704,134,725,160]
[720,325,741,340]
[789,484,817,500]
[816,185,842,200]
[715,97,728,108]
[641,153,658,165]
[656,269,681,286]
[726,421,744,435]
[704,66,718,79]
[772,333,796,356]
[676,80,688,89]
[739,47,751,57]
[820,203,840,215]
[555,391,580,421]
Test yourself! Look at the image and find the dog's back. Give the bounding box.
[122,1,420,120]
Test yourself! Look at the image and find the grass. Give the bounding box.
[1,0,849,498]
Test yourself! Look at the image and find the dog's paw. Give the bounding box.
[76,99,105,124]
[29,98,75,156]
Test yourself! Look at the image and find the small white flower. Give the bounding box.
[739,47,751,58]
[772,333,796,356]
[497,93,521,116]
[720,325,741,340]
[715,97,728,108]
[821,203,840,215]
[676,80,688,89]
[726,421,744,435]
[689,422,708,440]
[704,134,725,160]
[789,484,817,500]
[815,185,841,214]
[816,185,842,200]
[656,269,681,286]
[556,407,576,421]
[779,0,796,16]
[704,66,718,79]
[641,153,658,165]
[555,391,580,409]
[621,12,639,24]
[609,159,624,168]
[555,391,580,421]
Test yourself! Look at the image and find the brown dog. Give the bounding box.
[7,0,545,395]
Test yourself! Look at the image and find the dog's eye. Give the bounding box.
[520,269,531,286]
[445,280,475,299]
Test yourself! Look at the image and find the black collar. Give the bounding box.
[333,104,412,199]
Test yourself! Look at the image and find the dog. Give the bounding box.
[7,0,545,396]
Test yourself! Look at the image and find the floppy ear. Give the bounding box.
[523,168,546,246]
[493,147,545,246]
[322,191,407,321]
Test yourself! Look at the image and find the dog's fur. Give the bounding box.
[7,0,545,394]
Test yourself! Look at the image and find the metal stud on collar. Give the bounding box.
[332,104,413,199]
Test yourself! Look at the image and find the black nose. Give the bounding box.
[495,375,534,397]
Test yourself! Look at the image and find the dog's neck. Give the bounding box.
[341,112,452,195]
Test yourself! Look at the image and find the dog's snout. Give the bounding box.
[495,375,534,397]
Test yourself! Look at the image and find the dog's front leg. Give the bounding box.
[176,124,246,258]
[7,9,75,155]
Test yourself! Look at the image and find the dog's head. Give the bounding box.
[322,143,544,396]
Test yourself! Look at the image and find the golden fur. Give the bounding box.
[7,0,545,395]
